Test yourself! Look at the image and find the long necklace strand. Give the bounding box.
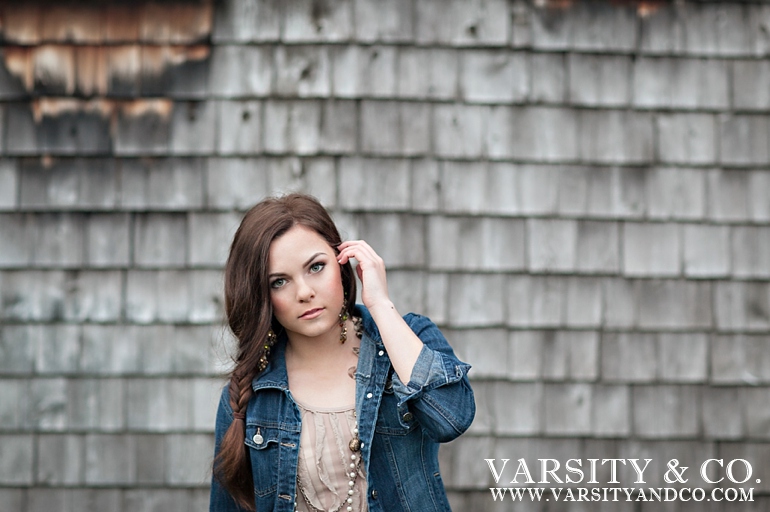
[295,422,361,512]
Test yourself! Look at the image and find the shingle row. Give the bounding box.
[4,159,768,222]
[1,271,767,329]
[3,97,770,159]
[428,275,769,331]
[1,216,767,275]
[0,157,298,212]
[0,270,222,323]
[452,329,770,385]
[213,0,770,59]
[0,323,233,376]
[211,47,769,111]
[7,43,764,108]
[0,377,221,433]
[0,433,213,487]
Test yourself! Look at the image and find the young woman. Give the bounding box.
[210,193,475,512]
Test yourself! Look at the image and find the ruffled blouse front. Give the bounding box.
[294,400,368,512]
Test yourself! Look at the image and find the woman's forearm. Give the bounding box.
[368,300,424,384]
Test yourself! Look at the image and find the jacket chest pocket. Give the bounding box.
[245,425,281,497]
[374,384,417,436]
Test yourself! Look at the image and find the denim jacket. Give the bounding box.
[210,305,475,512]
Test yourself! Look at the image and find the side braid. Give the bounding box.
[229,369,255,421]
[214,368,258,510]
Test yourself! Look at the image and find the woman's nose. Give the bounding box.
[296,278,315,301]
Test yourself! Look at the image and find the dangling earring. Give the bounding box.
[258,329,277,372]
[338,297,348,344]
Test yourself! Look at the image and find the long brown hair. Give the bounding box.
[213,193,356,510]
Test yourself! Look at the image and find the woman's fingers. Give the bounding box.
[336,240,390,306]
[337,240,382,266]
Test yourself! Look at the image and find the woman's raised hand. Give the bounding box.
[336,240,392,312]
[338,240,423,383]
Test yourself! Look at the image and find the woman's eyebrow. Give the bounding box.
[302,252,326,267]
[268,252,325,278]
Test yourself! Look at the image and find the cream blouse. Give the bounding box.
[294,400,368,512]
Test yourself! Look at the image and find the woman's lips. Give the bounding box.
[299,308,324,319]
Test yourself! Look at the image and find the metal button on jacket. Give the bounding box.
[402,412,414,422]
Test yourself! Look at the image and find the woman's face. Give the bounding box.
[267,224,345,341]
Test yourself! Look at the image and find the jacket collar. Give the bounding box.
[251,331,290,392]
[355,304,381,343]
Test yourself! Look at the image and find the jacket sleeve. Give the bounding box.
[210,384,251,512]
[389,313,475,442]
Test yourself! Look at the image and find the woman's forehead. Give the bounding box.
[268,225,332,268]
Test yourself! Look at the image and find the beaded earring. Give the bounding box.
[338,297,349,344]
[257,329,277,372]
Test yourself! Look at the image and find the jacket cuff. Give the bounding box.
[391,344,471,405]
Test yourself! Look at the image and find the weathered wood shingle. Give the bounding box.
[0,0,769,509]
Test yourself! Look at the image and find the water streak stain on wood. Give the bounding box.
[29,97,174,154]
[0,2,213,44]
[536,0,665,17]
[31,97,173,121]
[0,1,212,106]
[4,44,210,96]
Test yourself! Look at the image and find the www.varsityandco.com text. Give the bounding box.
[485,458,758,503]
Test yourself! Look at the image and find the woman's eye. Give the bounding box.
[270,278,286,289]
[310,262,325,273]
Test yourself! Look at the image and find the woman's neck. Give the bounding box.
[284,319,360,408]
[284,320,354,370]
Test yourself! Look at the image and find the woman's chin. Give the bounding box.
[286,321,339,342]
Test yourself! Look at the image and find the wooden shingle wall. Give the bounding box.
[0,0,769,510]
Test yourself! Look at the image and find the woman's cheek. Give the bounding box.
[270,292,290,322]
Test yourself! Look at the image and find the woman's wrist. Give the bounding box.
[367,299,397,321]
